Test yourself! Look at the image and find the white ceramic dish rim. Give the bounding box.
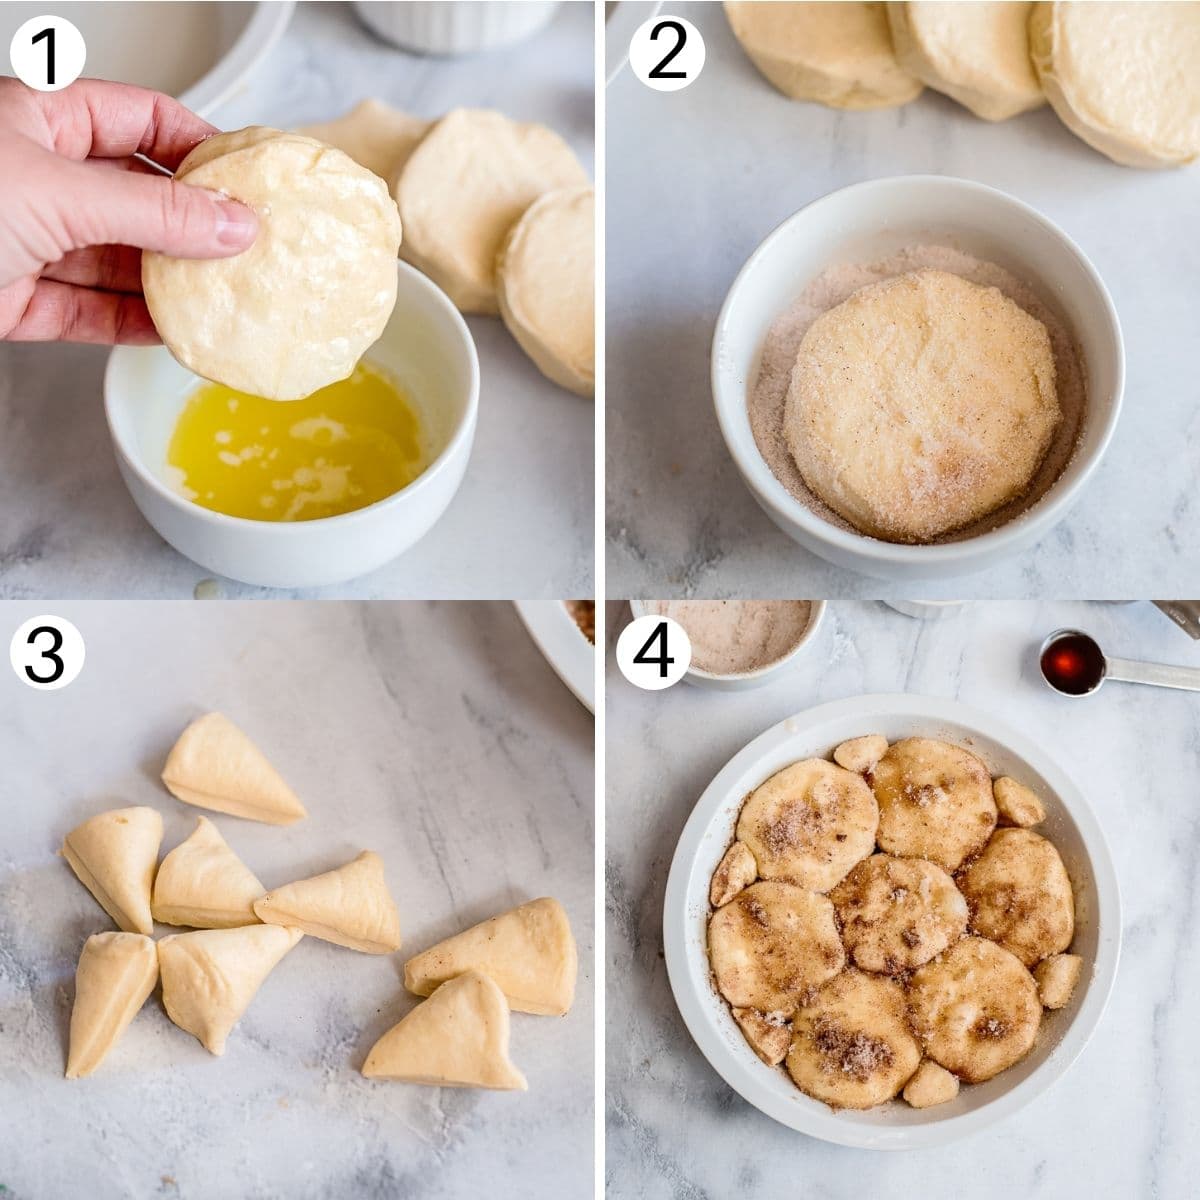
[513,601,596,713]
[711,175,1125,571]
[103,260,479,539]
[629,599,826,683]
[662,693,1121,1150]
[179,1,296,117]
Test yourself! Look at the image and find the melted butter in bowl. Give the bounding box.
[164,360,430,522]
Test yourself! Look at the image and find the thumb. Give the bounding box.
[64,159,258,259]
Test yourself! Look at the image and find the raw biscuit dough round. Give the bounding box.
[723,2,922,110]
[888,2,1044,121]
[783,269,1061,543]
[1030,2,1200,168]
[394,108,588,314]
[298,99,431,184]
[142,127,402,401]
[496,186,595,397]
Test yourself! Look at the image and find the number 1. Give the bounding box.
[32,26,55,86]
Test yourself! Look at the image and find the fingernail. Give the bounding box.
[216,201,258,248]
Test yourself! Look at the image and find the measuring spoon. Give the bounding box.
[1039,628,1200,697]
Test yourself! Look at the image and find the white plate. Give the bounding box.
[514,601,595,713]
[663,693,1120,1149]
[1,2,293,117]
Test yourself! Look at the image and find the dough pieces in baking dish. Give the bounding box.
[254,850,402,954]
[362,970,527,1090]
[723,2,922,110]
[784,269,1060,543]
[1030,2,1200,167]
[142,127,402,400]
[61,806,163,936]
[158,924,303,1055]
[152,816,265,929]
[404,897,576,1016]
[394,108,588,314]
[497,187,595,397]
[888,2,1044,121]
[298,99,431,184]
[66,932,158,1078]
[162,712,307,825]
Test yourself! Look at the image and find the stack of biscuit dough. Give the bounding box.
[300,101,596,396]
[724,2,1200,168]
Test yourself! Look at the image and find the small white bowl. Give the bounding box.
[712,176,1124,581]
[105,261,478,589]
[353,1,562,55]
[629,600,825,690]
[663,694,1120,1149]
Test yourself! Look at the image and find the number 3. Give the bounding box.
[25,624,65,685]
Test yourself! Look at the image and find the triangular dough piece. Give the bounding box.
[61,807,163,935]
[158,924,302,1055]
[162,713,307,825]
[152,816,265,928]
[362,970,527,1090]
[403,897,576,1016]
[253,850,401,954]
[66,932,158,1078]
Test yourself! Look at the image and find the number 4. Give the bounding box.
[633,621,675,679]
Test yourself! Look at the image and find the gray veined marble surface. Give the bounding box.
[0,1,594,600]
[0,601,594,1200]
[606,599,1200,1198]
[606,0,1200,600]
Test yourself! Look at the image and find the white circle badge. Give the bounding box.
[10,614,86,690]
[9,15,86,92]
[616,614,691,691]
[629,15,705,93]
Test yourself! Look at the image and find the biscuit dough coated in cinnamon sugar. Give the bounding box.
[783,269,1061,543]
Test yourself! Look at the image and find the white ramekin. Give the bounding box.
[663,694,1120,1149]
[629,600,826,691]
[105,262,478,590]
[712,176,1124,582]
[352,2,562,55]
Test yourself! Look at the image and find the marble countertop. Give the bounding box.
[0,600,594,1199]
[606,0,1200,599]
[0,1,594,600]
[606,599,1200,1196]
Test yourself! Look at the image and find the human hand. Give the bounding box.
[0,77,258,345]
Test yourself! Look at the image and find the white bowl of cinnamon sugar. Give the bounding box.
[630,600,825,690]
[712,176,1124,581]
[663,695,1120,1148]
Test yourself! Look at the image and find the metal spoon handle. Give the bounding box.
[1104,655,1200,692]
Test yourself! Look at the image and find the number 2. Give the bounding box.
[25,624,64,684]
[31,25,55,86]
[648,20,687,80]
[633,621,675,679]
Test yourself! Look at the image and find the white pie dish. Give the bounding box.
[711,175,1124,581]
[628,600,826,691]
[105,261,478,589]
[1,2,294,117]
[514,600,595,713]
[662,693,1120,1149]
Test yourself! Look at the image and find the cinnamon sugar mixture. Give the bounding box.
[748,245,1087,543]
[646,600,813,675]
